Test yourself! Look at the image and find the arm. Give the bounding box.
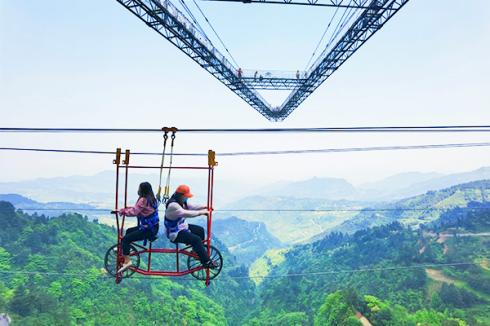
[119,198,147,217]
[166,203,208,220]
[187,202,208,210]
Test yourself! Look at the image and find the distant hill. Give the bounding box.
[247,207,490,325]
[1,193,280,265]
[359,167,490,201]
[0,193,100,218]
[327,179,490,235]
[2,166,490,206]
[359,171,444,200]
[211,216,283,265]
[256,177,358,200]
[0,171,254,206]
[217,195,370,243]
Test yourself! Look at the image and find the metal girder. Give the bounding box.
[116,0,276,118]
[202,0,371,9]
[116,0,409,121]
[241,77,305,90]
[275,0,410,120]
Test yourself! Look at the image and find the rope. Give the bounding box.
[0,259,487,281]
[156,132,169,202]
[2,125,490,133]
[7,207,490,213]
[163,131,177,202]
[2,142,490,157]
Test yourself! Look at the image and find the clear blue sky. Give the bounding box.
[1,0,489,186]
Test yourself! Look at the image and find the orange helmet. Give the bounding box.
[175,185,193,198]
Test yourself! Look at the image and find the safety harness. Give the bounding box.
[164,195,189,241]
[137,199,159,245]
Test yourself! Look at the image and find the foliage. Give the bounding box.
[0,201,256,325]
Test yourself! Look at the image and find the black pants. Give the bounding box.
[175,224,209,264]
[122,225,158,255]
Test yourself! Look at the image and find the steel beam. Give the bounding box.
[202,0,371,9]
[273,0,410,120]
[116,0,276,118]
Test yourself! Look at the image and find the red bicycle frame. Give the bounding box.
[113,148,217,286]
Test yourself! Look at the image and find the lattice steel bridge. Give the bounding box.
[116,0,410,121]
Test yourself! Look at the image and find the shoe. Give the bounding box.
[118,261,132,273]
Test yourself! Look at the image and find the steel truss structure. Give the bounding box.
[117,0,409,121]
[203,0,372,9]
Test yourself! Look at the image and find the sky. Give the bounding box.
[1,0,490,189]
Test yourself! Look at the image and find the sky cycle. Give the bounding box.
[103,139,223,286]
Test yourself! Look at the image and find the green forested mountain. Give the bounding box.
[329,180,490,235]
[246,204,490,325]
[211,216,283,265]
[217,196,368,243]
[1,179,489,325]
[0,201,256,325]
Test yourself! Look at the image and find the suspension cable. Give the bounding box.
[304,4,342,70]
[190,0,240,68]
[5,207,490,213]
[2,142,490,158]
[2,126,490,133]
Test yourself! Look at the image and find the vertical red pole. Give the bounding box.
[147,242,152,272]
[176,243,180,272]
[114,148,121,239]
[113,148,122,284]
[205,150,216,286]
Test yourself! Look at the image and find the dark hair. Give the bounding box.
[138,182,157,206]
[166,192,188,209]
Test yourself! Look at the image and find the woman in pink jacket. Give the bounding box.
[117,182,159,273]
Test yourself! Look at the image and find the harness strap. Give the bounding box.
[163,131,176,203]
[156,131,169,203]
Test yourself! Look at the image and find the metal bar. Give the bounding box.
[130,266,204,276]
[176,243,180,272]
[114,149,122,284]
[118,165,210,170]
[205,166,213,286]
[147,242,152,272]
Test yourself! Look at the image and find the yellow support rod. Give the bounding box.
[208,150,217,167]
[113,148,121,165]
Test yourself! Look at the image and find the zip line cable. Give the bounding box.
[2,142,490,157]
[2,125,490,133]
[0,259,487,281]
[5,207,490,213]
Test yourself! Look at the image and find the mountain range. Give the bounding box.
[2,167,490,207]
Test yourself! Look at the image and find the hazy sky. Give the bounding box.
[1,0,489,187]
